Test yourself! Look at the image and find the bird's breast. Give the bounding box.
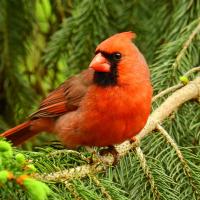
[78,84,152,146]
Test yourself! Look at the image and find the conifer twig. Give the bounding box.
[65,182,82,200]
[152,66,200,102]
[91,176,113,200]
[156,124,199,197]
[152,84,183,102]
[172,18,200,69]
[135,147,160,199]
[184,66,200,77]
[137,76,200,140]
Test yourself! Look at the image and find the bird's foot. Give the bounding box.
[99,146,119,165]
[84,146,119,165]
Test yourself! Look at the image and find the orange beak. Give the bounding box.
[89,53,111,72]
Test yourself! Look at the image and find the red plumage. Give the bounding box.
[1,32,152,148]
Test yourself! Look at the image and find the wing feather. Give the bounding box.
[30,69,93,118]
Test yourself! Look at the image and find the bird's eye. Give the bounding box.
[112,52,121,61]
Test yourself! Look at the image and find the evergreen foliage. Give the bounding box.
[0,140,51,200]
[0,0,200,199]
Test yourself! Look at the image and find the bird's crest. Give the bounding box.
[114,32,136,41]
[96,31,136,54]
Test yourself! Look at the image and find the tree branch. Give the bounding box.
[137,76,200,140]
[152,66,200,102]
[172,18,200,69]
[156,124,199,196]
[135,146,160,199]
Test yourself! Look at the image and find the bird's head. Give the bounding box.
[89,32,150,87]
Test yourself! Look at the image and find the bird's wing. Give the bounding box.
[30,69,93,118]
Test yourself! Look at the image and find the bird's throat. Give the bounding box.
[93,68,118,87]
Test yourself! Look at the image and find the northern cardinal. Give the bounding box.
[1,32,152,149]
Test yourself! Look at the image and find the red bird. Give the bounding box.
[1,32,152,149]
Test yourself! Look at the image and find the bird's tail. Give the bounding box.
[0,121,37,145]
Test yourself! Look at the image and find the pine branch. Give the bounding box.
[151,15,200,93]
[90,176,113,200]
[135,147,160,200]
[172,19,200,70]
[152,66,200,102]
[138,76,200,139]
[156,124,199,197]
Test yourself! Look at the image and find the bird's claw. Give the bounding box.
[99,146,119,165]
[85,146,120,165]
